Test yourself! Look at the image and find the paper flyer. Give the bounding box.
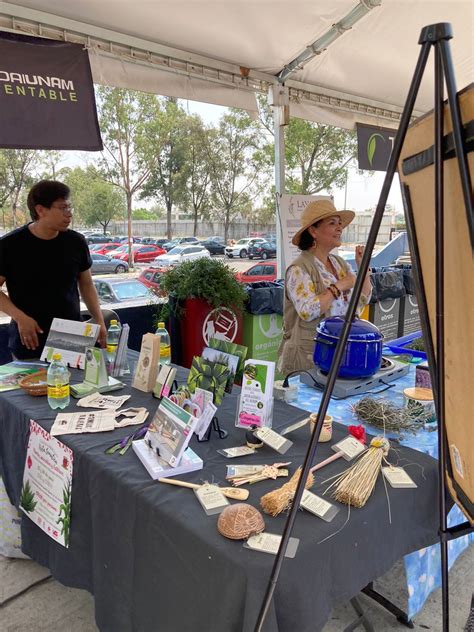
[20,420,73,548]
[41,318,100,369]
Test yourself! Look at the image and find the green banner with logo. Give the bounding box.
[356,123,396,171]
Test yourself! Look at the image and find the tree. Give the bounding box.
[181,116,212,235]
[132,207,160,220]
[81,180,125,233]
[64,166,125,232]
[0,149,39,228]
[140,98,190,239]
[256,94,358,199]
[206,110,266,242]
[96,87,163,266]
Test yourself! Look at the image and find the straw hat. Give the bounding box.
[291,200,355,247]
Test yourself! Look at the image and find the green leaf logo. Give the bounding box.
[367,133,385,166]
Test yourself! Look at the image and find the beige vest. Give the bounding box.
[277,250,347,376]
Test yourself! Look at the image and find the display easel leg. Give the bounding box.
[362,583,414,628]
[196,416,228,442]
[254,23,472,632]
[254,28,432,632]
[343,597,376,632]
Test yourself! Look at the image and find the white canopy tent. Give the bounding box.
[0,0,472,130]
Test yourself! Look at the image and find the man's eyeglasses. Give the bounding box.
[50,204,74,214]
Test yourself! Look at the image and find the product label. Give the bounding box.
[106,344,118,354]
[217,446,256,458]
[48,384,69,399]
[254,427,293,454]
[382,466,417,488]
[332,436,366,461]
[160,345,171,358]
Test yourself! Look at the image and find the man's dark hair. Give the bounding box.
[27,180,70,221]
[298,220,322,251]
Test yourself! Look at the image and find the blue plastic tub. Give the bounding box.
[384,330,427,360]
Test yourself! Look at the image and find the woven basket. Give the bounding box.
[18,369,48,396]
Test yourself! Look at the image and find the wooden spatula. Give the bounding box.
[158,477,249,500]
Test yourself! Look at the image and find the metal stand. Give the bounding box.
[196,415,228,441]
[255,22,473,632]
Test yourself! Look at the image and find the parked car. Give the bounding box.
[162,236,200,251]
[206,235,225,244]
[115,235,141,244]
[224,238,266,258]
[140,237,168,247]
[235,262,277,283]
[200,239,226,255]
[86,233,114,244]
[263,232,276,241]
[152,244,211,266]
[248,240,277,260]
[107,244,166,263]
[90,254,129,275]
[138,266,169,296]
[93,242,124,255]
[92,277,157,305]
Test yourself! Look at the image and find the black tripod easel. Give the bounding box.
[255,23,473,632]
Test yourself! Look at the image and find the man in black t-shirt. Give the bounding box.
[0,180,107,359]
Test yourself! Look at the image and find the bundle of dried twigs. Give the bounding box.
[352,396,430,435]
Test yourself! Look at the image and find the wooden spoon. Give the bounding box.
[158,477,249,500]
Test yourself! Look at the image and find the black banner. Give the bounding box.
[356,123,396,171]
[0,32,103,151]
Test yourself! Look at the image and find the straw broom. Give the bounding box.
[324,436,390,508]
[260,466,314,516]
[260,425,367,516]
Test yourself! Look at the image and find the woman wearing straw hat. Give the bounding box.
[278,199,372,375]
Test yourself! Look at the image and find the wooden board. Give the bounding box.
[398,83,474,523]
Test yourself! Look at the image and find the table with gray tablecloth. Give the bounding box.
[0,360,440,632]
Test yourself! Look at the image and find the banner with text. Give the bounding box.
[356,123,396,171]
[0,32,103,150]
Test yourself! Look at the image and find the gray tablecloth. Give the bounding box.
[0,360,440,632]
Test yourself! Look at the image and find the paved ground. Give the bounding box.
[1,546,472,631]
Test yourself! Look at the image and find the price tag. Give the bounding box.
[244,532,299,558]
[382,467,417,488]
[226,465,265,478]
[300,490,339,522]
[254,428,293,454]
[332,436,366,461]
[194,484,229,515]
[217,446,256,458]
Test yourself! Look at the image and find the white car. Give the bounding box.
[224,238,266,258]
[151,244,211,266]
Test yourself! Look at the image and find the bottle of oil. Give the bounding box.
[155,321,171,365]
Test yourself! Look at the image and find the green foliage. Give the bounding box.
[56,481,72,547]
[20,480,37,513]
[160,257,247,319]
[132,207,160,220]
[140,98,191,237]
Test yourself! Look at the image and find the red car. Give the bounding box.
[138,266,169,296]
[114,245,166,263]
[235,262,277,283]
[93,242,123,255]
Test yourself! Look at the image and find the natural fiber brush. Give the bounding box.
[324,436,390,508]
[260,467,314,516]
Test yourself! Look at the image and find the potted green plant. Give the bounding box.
[160,258,247,367]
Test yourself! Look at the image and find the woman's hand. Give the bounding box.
[355,245,365,269]
[335,273,356,292]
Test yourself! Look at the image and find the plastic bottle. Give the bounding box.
[156,321,171,365]
[106,319,122,362]
[47,353,70,409]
